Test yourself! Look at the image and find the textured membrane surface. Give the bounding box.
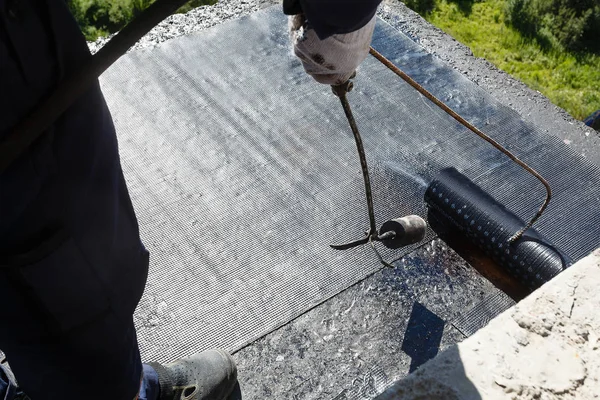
[99,7,600,362]
[234,240,494,399]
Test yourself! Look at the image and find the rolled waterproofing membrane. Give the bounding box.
[425,167,571,290]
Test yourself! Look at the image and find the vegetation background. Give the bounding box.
[403,0,600,122]
[68,0,599,123]
[67,0,215,40]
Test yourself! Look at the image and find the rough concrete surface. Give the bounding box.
[376,248,600,400]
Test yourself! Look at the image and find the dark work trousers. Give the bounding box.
[0,0,150,398]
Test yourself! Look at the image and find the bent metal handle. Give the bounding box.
[369,47,551,243]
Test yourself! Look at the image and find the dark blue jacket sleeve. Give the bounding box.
[283,0,382,40]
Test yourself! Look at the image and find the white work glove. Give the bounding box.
[289,14,376,85]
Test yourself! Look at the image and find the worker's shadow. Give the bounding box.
[398,302,481,399]
[401,301,445,373]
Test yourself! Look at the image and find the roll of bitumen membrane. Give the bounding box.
[425,167,572,290]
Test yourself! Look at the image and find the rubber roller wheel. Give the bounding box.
[424,167,571,290]
[379,215,427,249]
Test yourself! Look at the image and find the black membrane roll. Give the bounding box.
[425,167,572,290]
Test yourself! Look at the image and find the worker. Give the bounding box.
[0,0,381,399]
[584,110,600,130]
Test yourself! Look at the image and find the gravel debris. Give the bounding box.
[88,0,261,54]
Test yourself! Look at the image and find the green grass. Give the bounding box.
[69,0,216,41]
[423,0,600,120]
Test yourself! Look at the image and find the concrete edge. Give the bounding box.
[376,248,600,399]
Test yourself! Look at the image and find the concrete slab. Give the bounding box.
[376,248,600,400]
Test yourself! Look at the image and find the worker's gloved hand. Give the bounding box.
[289,14,376,85]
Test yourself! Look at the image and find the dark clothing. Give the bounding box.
[283,0,382,39]
[0,0,148,398]
[0,363,17,399]
[584,110,600,130]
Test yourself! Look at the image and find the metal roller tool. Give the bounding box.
[329,81,427,252]
[331,47,560,291]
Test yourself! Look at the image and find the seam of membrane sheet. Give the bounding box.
[451,291,516,337]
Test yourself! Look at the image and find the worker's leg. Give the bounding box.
[1,0,148,394]
[139,365,161,400]
[0,310,144,399]
[0,0,142,397]
[1,298,235,400]
[1,1,238,399]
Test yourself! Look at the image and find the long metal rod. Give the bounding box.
[333,84,378,237]
[369,47,551,242]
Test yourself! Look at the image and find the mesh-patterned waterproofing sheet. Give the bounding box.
[99,7,600,362]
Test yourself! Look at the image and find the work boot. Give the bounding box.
[148,349,238,400]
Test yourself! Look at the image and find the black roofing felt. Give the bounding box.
[99,8,600,394]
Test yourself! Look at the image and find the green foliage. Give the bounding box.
[420,0,600,120]
[403,0,437,15]
[68,0,216,41]
[505,0,600,52]
[504,0,536,36]
[68,0,150,40]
